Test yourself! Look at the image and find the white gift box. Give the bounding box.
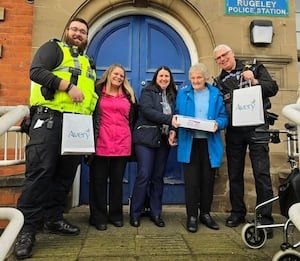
[176,115,215,132]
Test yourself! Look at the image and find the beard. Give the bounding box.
[65,33,87,54]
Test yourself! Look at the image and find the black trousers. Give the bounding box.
[17,111,81,233]
[225,127,274,224]
[89,156,128,224]
[183,138,215,218]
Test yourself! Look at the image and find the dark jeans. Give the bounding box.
[130,136,170,218]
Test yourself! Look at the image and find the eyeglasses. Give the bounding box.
[214,50,231,61]
[68,27,88,35]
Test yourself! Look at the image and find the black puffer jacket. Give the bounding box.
[132,84,176,148]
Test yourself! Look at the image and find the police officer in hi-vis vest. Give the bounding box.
[14,18,98,259]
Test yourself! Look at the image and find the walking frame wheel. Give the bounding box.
[241,223,267,249]
[272,249,300,261]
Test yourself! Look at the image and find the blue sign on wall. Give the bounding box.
[225,0,289,17]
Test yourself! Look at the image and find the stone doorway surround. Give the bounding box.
[31,0,216,74]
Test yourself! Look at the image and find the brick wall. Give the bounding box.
[0,1,33,208]
[0,1,33,106]
[0,165,24,207]
[0,165,24,227]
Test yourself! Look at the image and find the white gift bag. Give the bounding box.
[61,113,95,155]
[232,85,265,126]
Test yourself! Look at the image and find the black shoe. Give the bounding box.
[110,220,123,227]
[225,215,245,227]
[187,216,198,233]
[130,217,140,227]
[150,216,165,227]
[14,232,35,259]
[200,213,220,230]
[266,228,274,239]
[44,219,80,235]
[95,223,107,231]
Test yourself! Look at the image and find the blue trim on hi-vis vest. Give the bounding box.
[225,0,289,17]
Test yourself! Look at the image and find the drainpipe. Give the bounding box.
[0,208,24,261]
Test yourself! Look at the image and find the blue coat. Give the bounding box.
[176,83,228,168]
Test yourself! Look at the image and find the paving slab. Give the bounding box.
[6,205,300,261]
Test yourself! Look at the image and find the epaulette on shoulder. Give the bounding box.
[49,38,60,43]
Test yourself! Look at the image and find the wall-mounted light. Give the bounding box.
[250,20,273,45]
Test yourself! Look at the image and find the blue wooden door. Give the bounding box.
[80,15,191,205]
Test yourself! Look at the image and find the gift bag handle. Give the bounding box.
[239,75,251,89]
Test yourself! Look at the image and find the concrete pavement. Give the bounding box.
[6,205,300,261]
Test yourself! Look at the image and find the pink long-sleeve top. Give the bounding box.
[95,90,131,156]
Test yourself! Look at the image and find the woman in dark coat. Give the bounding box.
[130,66,178,227]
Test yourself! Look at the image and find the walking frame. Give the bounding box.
[240,122,300,260]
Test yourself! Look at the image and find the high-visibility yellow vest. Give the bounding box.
[30,41,98,115]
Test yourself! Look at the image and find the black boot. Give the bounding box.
[14,231,35,259]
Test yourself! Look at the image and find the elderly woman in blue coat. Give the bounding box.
[169,63,228,233]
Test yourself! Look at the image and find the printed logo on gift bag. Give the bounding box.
[235,98,256,112]
[68,128,92,140]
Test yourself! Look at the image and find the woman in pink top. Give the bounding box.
[89,64,137,230]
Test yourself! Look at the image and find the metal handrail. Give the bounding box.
[0,106,29,260]
[0,208,24,261]
[0,105,29,136]
[0,105,29,166]
[0,126,28,166]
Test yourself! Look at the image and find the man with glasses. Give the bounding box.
[14,18,98,259]
[213,44,278,237]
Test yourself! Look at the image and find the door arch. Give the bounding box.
[80,15,191,204]
[87,15,191,96]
